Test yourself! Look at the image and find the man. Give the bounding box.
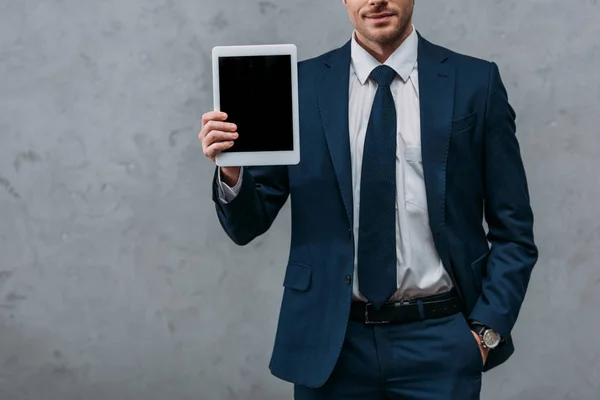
[199,0,538,398]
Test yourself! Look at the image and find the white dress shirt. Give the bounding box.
[217,26,453,302]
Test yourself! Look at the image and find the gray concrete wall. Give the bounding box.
[1,0,598,399]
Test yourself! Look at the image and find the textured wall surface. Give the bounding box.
[1,0,599,399]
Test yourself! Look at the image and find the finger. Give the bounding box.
[199,121,236,142]
[204,120,237,134]
[204,140,234,159]
[201,111,228,127]
[204,129,238,145]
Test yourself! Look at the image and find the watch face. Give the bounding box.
[482,329,501,348]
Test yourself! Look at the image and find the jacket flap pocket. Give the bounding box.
[451,111,477,135]
[283,262,312,291]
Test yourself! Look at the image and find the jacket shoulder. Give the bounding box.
[298,41,350,73]
[419,36,499,92]
[423,38,493,70]
[298,54,323,74]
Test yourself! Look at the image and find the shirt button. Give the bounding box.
[344,275,352,285]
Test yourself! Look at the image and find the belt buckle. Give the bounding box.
[364,303,389,325]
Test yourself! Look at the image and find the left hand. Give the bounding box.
[471,331,490,365]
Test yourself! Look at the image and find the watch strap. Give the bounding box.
[469,322,487,336]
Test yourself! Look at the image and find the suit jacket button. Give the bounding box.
[345,275,352,285]
[348,228,352,238]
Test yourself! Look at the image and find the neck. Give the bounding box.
[354,24,414,64]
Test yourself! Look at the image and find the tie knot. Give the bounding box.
[370,65,396,87]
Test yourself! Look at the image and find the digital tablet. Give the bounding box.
[212,44,300,167]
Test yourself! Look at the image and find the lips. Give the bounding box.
[366,12,394,22]
[367,13,394,19]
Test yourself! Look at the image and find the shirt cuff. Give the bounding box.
[217,167,243,204]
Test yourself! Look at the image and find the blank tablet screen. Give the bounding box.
[218,55,294,153]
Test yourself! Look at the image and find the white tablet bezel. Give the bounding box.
[212,44,300,167]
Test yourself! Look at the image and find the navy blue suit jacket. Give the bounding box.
[212,33,538,388]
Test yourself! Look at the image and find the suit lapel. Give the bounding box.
[317,41,354,227]
[417,33,455,267]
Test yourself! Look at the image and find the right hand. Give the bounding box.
[199,111,238,162]
[199,111,241,184]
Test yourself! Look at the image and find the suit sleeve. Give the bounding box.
[212,165,289,246]
[468,62,539,339]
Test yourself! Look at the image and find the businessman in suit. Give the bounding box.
[199,0,538,398]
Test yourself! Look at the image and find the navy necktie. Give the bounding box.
[357,65,398,310]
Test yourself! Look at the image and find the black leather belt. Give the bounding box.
[349,290,462,324]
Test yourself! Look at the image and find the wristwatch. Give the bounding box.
[471,323,502,350]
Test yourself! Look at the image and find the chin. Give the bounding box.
[365,28,402,44]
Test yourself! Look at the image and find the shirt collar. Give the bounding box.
[350,24,418,85]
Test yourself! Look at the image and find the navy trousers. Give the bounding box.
[294,311,483,400]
